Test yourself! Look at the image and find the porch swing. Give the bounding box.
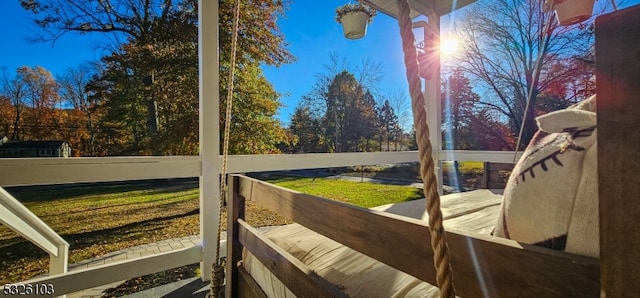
[215,0,640,297]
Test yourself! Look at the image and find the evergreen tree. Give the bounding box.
[441,69,479,150]
[378,100,400,151]
[289,104,323,153]
[324,71,378,152]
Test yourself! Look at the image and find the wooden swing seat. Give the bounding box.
[227,175,598,297]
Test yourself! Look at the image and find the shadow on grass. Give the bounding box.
[41,191,198,218]
[4,179,198,203]
[63,208,199,250]
[0,208,199,265]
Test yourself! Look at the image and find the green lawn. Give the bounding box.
[266,177,423,207]
[0,180,201,284]
[442,161,484,174]
[0,177,421,284]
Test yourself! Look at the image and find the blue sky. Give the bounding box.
[0,2,111,76]
[0,1,462,125]
[262,0,428,123]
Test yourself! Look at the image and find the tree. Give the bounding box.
[221,62,292,154]
[289,103,323,153]
[0,68,27,140]
[301,54,384,153]
[407,128,418,150]
[324,71,353,152]
[537,52,596,113]
[59,63,101,156]
[0,95,13,138]
[387,90,411,151]
[23,0,295,155]
[16,66,61,141]
[468,109,515,151]
[218,0,295,154]
[441,68,480,150]
[455,0,594,148]
[323,71,379,152]
[20,0,190,45]
[378,100,400,151]
[354,90,379,152]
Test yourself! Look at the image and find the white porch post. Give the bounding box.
[424,14,443,194]
[198,0,220,281]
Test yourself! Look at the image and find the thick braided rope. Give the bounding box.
[395,1,456,297]
[210,259,225,298]
[210,0,241,297]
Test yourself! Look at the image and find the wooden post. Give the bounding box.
[596,5,640,297]
[226,175,245,298]
[483,162,490,189]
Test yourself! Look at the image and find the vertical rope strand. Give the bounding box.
[395,1,456,297]
[210,0,241,297]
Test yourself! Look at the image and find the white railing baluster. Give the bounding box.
[0,186,69,276]
[50,243,69,275]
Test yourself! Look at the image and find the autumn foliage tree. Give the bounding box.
[455,0,595,148]
[0,68,27,140]
[0,66,59,141]
[58,64,101,156]
[0,66,97,156]
[21,0,295,156]
[0,95,13,138]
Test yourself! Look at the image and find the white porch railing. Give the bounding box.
[0,156,201,187]
[0,187,69,276]
[24,244,203,296]
[0,150,521,187]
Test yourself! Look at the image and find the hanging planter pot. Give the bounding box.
[551,0,595,26]
[339,11,370,39]
[335,3,376,40]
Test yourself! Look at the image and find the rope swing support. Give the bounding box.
[395,0,456,297]
[210,0,241,297]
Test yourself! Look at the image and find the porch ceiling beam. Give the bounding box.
[361,0,476,18]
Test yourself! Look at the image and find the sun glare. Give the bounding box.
[440,37,459,57]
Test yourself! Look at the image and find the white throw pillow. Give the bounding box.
[493,95,598,258]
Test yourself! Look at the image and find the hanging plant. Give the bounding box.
[335,3,377,40]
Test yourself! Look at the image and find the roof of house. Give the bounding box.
[0,141,68,150]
